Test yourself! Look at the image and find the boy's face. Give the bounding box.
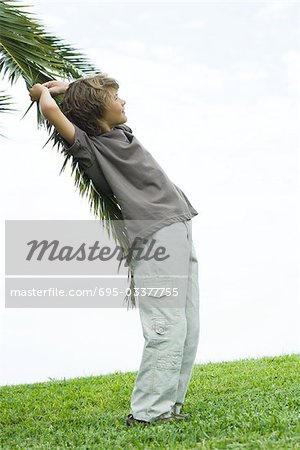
[102,88,127,128]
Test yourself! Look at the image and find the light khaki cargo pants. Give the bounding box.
[130,219,200,422]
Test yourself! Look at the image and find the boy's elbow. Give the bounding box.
[39,105,76,146]
[40,103,60,120]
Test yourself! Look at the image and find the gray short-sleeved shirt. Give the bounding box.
[61,123,198,246]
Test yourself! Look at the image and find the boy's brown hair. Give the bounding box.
[60,73,119,136]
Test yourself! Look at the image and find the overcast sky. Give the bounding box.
[0,0,299,386]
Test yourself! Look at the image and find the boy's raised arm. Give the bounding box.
[29,83,75,146]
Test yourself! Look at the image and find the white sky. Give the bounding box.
[0,0,299,386]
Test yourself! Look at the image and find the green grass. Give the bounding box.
[0,354,299,449]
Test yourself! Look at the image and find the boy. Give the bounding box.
[29,74,200,426]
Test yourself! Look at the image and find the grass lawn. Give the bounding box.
[0,353,299,449]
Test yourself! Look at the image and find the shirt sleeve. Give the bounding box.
[61,123,95,171]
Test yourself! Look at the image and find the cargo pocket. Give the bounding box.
[143,317,169,353]
[141,276,173,298]
[152,318,182,373]
[139,276,181,320]
[153,318,167,335]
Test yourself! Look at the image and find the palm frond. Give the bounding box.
[0,89,15,112]
[0,0,97,89]
[0,88,18,137]
[0,0,137,309]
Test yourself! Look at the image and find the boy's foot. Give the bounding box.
[171,402,190,420]
[172,412,190,420]
[125,413,175,426]
[125,412,189,426]
[125,414,150,426]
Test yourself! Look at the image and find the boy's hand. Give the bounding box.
[41,80,70,97]
[29,83,47,102]
[28,81,74,144]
